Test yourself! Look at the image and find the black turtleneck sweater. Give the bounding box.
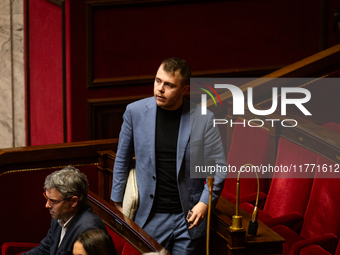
[153,105,183,213]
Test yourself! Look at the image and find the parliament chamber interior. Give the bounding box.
[1,0,340,254]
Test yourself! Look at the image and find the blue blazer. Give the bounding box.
[23,204,107,255]
[111,97,226,239]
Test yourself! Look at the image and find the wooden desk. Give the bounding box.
[210,197,285,255]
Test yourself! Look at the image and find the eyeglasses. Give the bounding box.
[43,192,73,205]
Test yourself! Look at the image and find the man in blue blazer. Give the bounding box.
[23,166,107,255]
[111,58,226,255]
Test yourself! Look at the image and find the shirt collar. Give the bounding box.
[58,214,75,228]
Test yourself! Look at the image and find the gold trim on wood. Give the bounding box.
[0,163,98,178]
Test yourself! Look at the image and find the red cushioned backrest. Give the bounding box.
[263,138,318,218]
[336,242,340,255]
[1,242,39,255]
[222,119,270,200]
[121,242,141,255]
[106,226,141,255]
[299,244,332,255]
[300,156,340,239]
[106,226,126,255]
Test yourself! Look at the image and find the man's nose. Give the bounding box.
[158,83,165,92]
[45,200,52,209]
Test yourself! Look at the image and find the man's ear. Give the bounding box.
[182,84,190,94]
[71,196,79,208]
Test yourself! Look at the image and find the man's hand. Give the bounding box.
[187,202,208,229]
[114,201,123,213]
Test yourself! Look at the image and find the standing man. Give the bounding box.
[111,58,226,255]
[23,166,107,255]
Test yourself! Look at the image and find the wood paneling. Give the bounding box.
[87,95,151,140]
[86,0,320,88]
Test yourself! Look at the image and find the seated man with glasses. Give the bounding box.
[23,166,107,255]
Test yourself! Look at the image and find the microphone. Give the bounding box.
[230,164,260,236]
[246,165,259,236]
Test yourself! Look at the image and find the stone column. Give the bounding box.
[0,0,25,148]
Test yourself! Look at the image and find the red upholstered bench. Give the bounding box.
[239,138,318,232]
[299,244,334,255]
[299,243,340,255]
[272,156,340,255]
[2,242,39,255]
[106,227,140,255]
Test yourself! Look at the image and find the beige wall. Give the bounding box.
[0,0,25,148]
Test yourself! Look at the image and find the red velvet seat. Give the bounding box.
[106,226,140,255]
[221,119,270,208]
[239,138,318,232]
[272,156,340,255]
[299,242,340,255]
[299,244,333,255]
[1,242,39,255]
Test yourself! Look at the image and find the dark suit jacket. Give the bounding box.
[111,97,226,239]
[23,204,107,255]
